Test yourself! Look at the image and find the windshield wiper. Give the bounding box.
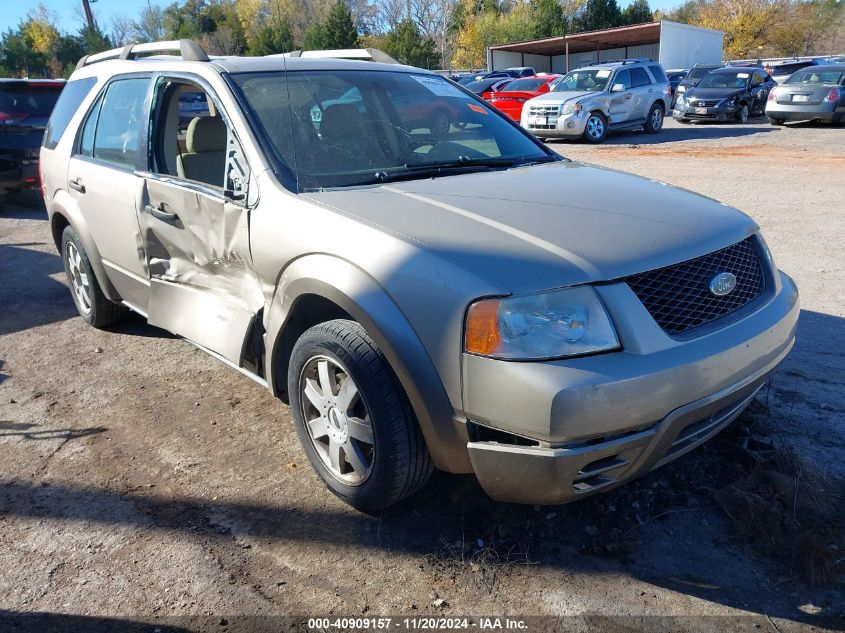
[373,155,556,183]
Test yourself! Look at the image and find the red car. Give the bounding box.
[486,74,561,121]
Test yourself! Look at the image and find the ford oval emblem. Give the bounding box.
[709,272,737,296]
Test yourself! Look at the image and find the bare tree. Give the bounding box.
[111,13,137,46]
[134,2,166,42]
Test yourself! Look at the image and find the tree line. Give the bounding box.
[1,0,842,78]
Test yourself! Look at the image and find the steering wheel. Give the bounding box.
[398,138,440,164]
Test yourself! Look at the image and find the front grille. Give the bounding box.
[626,237,767,336]
[689,99,719,107]
[528,124,556,129]
[527,105,560,116]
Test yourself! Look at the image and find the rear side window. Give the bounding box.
[43,78,94,149]
[648,65,667,83]
[631,67,651,87]
[78,77,150,169]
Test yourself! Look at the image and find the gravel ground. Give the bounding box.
[1,117,843,633]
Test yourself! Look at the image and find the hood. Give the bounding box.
[303,162,757,294]
[683,87,745,100]
[528,90,596,105]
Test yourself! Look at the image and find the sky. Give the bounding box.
[0,0,682,35]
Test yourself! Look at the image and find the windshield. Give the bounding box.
[553,69,611,92]
[502,78,545,92]
[785,68,843,84]
[686,67,716,81]
[697,71,750,89]
[0,83,63,117]
[232,70,552,190]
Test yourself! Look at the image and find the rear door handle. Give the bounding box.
[69,178,85,194]
[144,203,179,224]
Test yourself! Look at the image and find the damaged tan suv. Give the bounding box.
[41,41,799,512]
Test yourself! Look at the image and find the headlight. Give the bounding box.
[561,102,582,115]
[464,286,620,360]
[723,98,736,108]
[677,85,686,93]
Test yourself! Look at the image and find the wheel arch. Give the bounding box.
[264,254,471,473]
[49,199,122,302]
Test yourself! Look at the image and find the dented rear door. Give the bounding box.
[137,174,262,365]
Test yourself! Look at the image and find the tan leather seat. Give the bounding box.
[177,116,226,187]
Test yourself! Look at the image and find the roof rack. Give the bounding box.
[76,39,209,70]
[283,48,400,64]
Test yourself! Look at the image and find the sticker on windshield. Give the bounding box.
[467,103,488,114]
[737,73,749,78]
[597,70,611,78]
[411,75,466,98]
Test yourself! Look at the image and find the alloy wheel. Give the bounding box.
[586,115,605,139]
[651,107,663,130]
[65,241,92,315]
[298,355,375,485]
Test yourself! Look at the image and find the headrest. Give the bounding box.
[186,116,226,153]
[320,103,363,140]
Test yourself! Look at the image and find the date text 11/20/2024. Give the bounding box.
[307,617,528,630]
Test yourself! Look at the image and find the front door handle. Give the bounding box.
[69,178,85,194]
[144,203,179,224]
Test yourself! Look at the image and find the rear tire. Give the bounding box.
[288,319,433,512]
[769,117,785,126]
[582,111,607,144]
[643,103,664,134]
[61,226,128,328]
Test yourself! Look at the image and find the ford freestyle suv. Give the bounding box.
[41,41,799,512]
[0,79,65,212]
[521,59,671,143]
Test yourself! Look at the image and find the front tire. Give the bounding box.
[61,226,127,328]
[643,103,664,134]
[582,111,607,143]
[736,104,749,123]
[288,319,433,512]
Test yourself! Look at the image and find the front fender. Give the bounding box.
[264,254,472,473]
[48,189,121,302]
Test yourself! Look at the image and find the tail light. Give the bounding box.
[767,89,777,101]
[825,88,839,102]
[38,160,44,196]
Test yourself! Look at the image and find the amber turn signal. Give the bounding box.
[464,299,502,355]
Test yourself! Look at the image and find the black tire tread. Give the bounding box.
[290,319,432,511]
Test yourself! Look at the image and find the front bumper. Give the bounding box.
[672,103,739,121]
[522,110,588,138]
[765,101,841,121]
[463,270,799,504]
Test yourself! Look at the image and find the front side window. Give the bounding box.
[751,72,764,86]
[613,69,632,90]
[232,70,553,191]
[84,77,150,168]
[553,69,613,92]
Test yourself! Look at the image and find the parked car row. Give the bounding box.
[0,78,65,211]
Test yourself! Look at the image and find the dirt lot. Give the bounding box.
[1,118,843,633]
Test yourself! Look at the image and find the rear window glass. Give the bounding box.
[631,67,651,87]
[44,78,95,149]
[687,67,715,80]
[774,63,814,75]
[502,78,545,92]
[648,65,667,83]
[785,69,844,84]
[1,82,63,117]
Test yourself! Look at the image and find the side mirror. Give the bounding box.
[611,83,625,93]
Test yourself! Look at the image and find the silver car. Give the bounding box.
[765,64,845,125]
[521,59,671,143]
[41,41,798,511]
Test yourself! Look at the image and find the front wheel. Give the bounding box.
[644,103,664,134]
[61,226,127,328]
[582,111,607,143]
[288,319,433,512]
[736,104,749,123]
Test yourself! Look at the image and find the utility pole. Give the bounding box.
[81,0,97,30]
